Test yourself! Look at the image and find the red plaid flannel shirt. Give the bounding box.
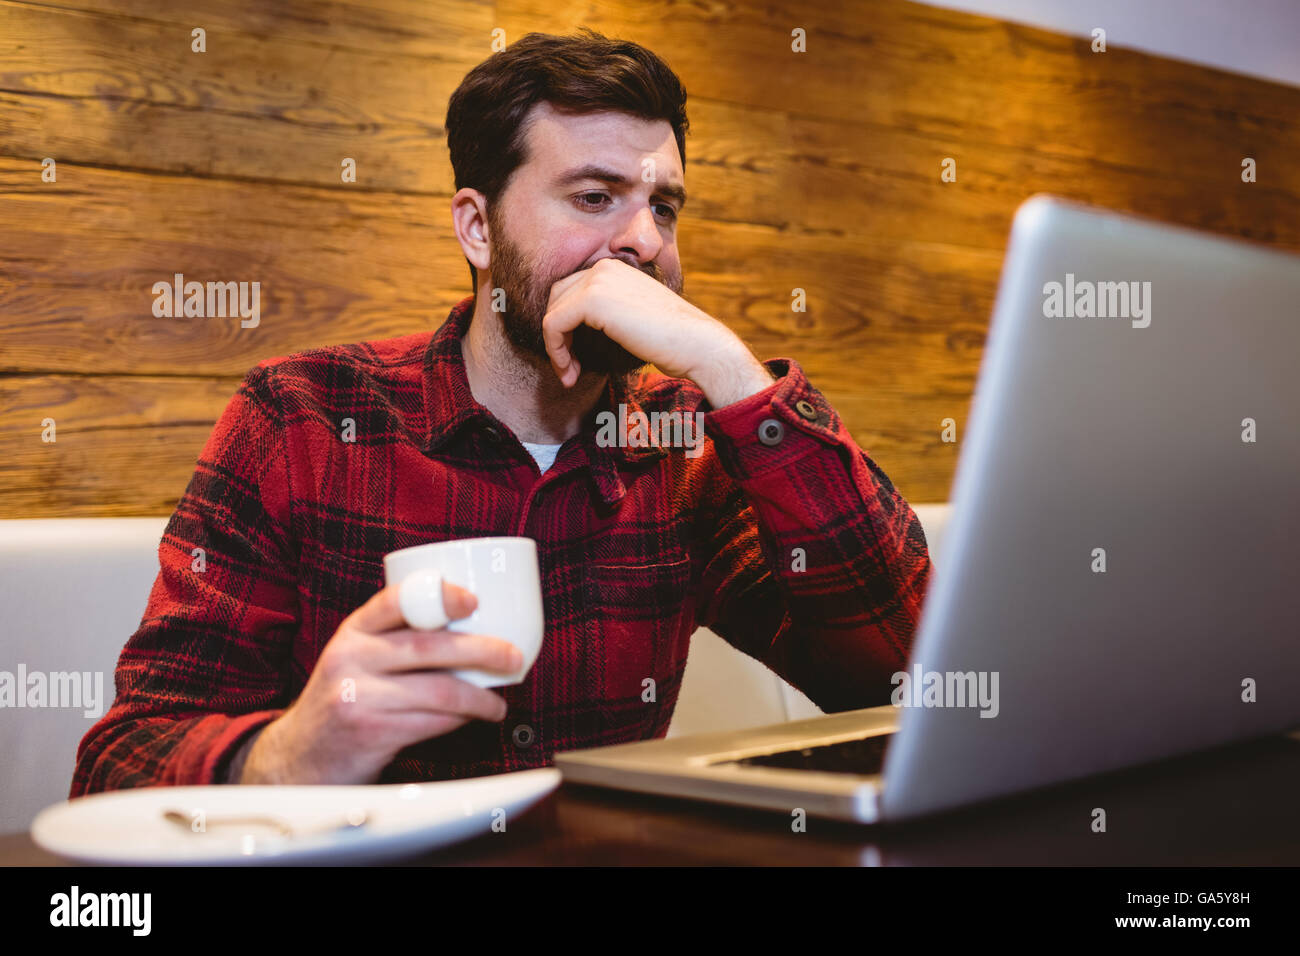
[72,295,932,794]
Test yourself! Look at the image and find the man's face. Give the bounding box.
[484,103,686,378]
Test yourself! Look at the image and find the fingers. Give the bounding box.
[387,710,474,740]
[544,267,587,309]
[558,356,580,388]
[373,673,510,723]
[541,309,577,385]
[371,629,523,676]
[350,578,478,634]
[543,275,598,386]
[434,580,479,622]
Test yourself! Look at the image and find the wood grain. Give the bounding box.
[0,373,245,517]
[1,0,1297,515]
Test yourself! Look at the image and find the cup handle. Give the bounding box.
[397,569,450,631]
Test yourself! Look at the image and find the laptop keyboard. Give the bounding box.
[714,733,895,776]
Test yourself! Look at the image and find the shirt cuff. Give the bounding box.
[702,358,850,481]
[174,709,286,786]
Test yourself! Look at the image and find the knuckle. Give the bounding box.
[398,628,447,668]
[315,646,346,682]
[328,689,364,727]
[330,634,366,672]
[411,629,442,662]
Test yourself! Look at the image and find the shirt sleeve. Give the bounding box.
[693,357,933,713]
[70,364,299,795]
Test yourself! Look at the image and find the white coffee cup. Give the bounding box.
[382,536,545,688]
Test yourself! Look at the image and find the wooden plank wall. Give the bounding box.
[2,0,1297,517]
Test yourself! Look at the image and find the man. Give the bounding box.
[72,30,932,792]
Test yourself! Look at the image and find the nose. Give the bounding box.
[609,204,664,266]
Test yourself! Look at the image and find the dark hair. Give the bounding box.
[445,29,689,289]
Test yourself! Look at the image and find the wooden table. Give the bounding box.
[4,732,1300,866]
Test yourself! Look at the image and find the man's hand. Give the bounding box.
[231,581,520,785]
[543,258,774,407]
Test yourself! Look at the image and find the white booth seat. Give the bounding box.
[0,504,951,832]
[666,504,951,735]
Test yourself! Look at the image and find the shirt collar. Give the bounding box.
[422,296,667,505]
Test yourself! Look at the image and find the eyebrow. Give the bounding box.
[553,163,688,209]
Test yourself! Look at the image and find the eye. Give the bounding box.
[654,203,679,222]
[573,192,677,223]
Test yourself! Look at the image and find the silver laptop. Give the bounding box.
[554,195,1300,823]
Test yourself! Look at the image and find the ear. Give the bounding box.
[451,188,492,273]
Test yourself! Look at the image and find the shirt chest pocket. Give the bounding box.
[583,555,695,710]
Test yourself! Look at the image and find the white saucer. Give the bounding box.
[31,768,561,865]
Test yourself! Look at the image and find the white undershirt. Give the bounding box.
[520,440,564,474]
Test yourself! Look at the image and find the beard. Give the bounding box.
[485,203,682,378]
